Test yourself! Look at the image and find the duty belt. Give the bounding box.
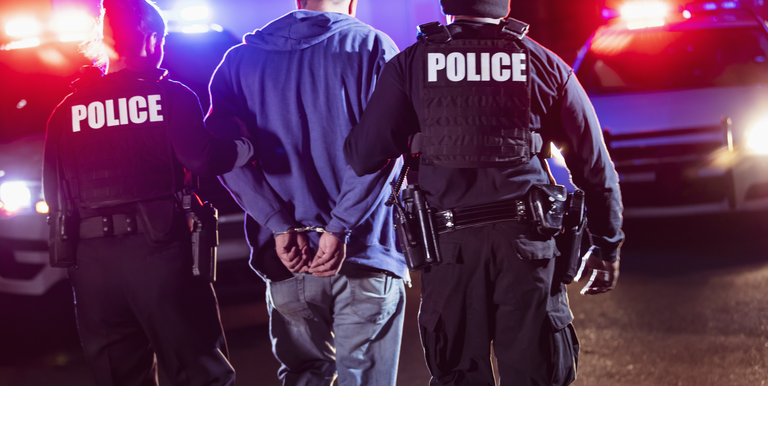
[79,213,144,239]
[434,200,530,235]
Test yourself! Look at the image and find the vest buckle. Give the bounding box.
[418,21,453,44]
[101,215,114,236]
[499,19,530,40]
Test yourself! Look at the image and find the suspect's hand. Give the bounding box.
[309,232,346,278]
[275,232,311,274]
[577,250,619,296]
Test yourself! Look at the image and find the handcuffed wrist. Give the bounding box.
[273,226,350,243]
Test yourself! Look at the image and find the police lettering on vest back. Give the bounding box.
[71,94,164,132]
[427,51,526,83]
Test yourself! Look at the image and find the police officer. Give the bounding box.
[344,0,624,385]
[43,0,254,385]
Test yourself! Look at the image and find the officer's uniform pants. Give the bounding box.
[419,221,579,386]
[67,233,235,386]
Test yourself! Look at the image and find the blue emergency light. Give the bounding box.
[683,0,762,14]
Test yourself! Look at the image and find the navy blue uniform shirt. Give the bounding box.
[344,21,624,262]
[44,68,243,217]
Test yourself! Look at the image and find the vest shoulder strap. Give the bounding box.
[498,18,530,40]
[417,21,453,44]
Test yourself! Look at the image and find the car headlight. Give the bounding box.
[746,120,768,154]
[0,181,32,213]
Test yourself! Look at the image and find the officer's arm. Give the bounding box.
[556,72,624,263]
[42,105,66,213]
[344,59,420,176]
[167,83,253,176]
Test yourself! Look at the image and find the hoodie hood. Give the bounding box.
[244,10,364,51]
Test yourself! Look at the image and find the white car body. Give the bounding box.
[572,4,768,217]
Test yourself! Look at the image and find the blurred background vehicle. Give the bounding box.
[573,0,768,217]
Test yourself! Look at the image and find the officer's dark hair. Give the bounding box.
[103,0,167,56]
[83,0,167,70]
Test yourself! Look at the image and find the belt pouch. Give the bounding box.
[48,210,78,268]
[528,184,567,236]
[137,196,177,246]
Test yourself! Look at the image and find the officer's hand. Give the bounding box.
[231,116,251,138]
[578,253,619,296]
[309,232,346,278]
[275,232,311,274]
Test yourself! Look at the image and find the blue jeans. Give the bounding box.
[266,263,406,386]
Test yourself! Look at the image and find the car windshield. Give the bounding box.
[576,26,768,94]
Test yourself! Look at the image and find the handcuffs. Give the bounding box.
[273,226,351,242]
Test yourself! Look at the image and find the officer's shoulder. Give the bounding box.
[163,78,200,101]
[51,91,77,116]
[523,37,573,78]
[69,66,104,90]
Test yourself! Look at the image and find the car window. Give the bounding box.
[577,26,768,94]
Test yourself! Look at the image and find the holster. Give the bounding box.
[528,184,567,236]
[394,185,441,271]
[136,196,178,246]
[183,192,218,283]
[48,208,79,268]
[555,189,587,284]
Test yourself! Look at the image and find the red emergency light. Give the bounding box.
[605,1,672,29]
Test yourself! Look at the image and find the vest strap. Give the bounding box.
[417,21,453,43]
[498,19,530,40]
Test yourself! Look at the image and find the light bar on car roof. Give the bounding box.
[619,1,670,29]
[620,1,670,20]
[684,0,745,15]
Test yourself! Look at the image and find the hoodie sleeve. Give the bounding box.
[324,34,401,238]
[205,48,298,233]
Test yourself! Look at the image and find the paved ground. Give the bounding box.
[1,213,767,385]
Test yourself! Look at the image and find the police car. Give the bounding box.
[573,0,768,216]
[0,5,248,295]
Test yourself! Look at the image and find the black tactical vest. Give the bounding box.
[58,68,182,209]
[416,19,542,168]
